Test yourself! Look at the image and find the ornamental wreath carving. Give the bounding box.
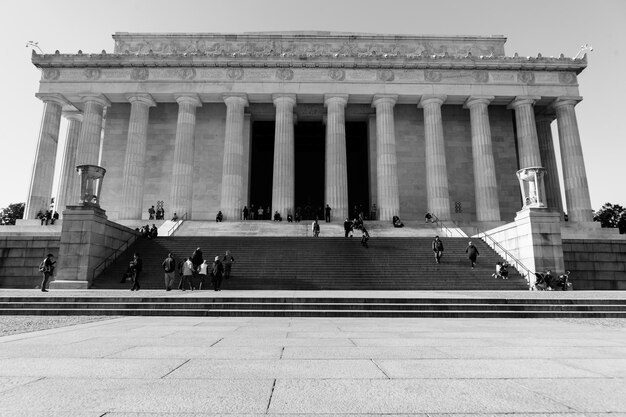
[377,69,395,82]
[227,68,244,80]
[328,69,345,81]
[42,68,60,81]
[472,70,489,83]
[424,70,442,82]
[558,72,576,84]
[83,68,101,80]
[275,68,294,81]
[176,68,196,80]
[518,71,535,84]
[130,68,149,81]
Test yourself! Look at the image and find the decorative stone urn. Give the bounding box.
[516,167,547,209]
[76,165,106,207]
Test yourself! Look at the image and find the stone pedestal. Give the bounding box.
[51,205,138,288]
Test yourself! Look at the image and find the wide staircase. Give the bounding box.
[92,234,529,291]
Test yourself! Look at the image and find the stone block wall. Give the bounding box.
[0,236,60,288]
[562,239,626,290]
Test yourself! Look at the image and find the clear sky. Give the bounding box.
[0,0,624,211]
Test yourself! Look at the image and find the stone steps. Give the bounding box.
[2,296,625,317]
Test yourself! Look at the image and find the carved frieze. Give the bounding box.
[425,70,442,82]
[473,70,489,83]
[130,68,149,80]
[275,68,294,81]
[83,68,101,80]
[328,69,345,81]
[518,71,535,84]
[42,68,60,80]
[558,72,577,84]
[227,68,244,80]
[377,69,395,82]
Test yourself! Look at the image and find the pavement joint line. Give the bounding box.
[160,358,191,379]
[280,346,285,359]
[210,337,224,347]
[0,376,46,395]
[265,378,277,414]
[0,317,126,343]
[371,358,391,379]
[509,378,583,413]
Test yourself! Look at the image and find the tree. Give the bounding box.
[0,202,25,225]
[594,203,626,234]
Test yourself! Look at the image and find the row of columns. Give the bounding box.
[25,92,593,223]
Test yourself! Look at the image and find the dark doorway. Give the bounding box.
[295,122,325,220]
[346,122,369,219]
[249,121,275,215]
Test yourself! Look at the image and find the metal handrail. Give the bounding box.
[431,214,466,238]
[166,212,188,236]
[91,232,139,282]
[476,229,535,289]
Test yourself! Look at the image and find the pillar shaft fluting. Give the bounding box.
[75,95,110,166]
[554,98,593,222]
[466,96,500,222]
[120,94,156,220]
[25,95,66,219]
[220,94,248,221]
[536,114,564,214]
[324,94,349,221]
[372,95,400,221]
[420,95,451,221]
[55,111,83,214]
[271,94,296,218]
[510,97,542,168]
[170,95,201,219]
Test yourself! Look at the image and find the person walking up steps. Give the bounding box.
[223,250,235,280]
[211,256,224,291]
[432,235,444,264]
[465,241,480,269]
[162,253,176,291]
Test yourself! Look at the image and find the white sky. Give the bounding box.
[0,0,624,211]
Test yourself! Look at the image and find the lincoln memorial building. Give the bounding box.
[25,32,592,225]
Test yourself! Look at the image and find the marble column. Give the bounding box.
[372,95,400,221]
[419,95,451,221]
[25,93,68,219]
[170,94,202,219]
[324,94,349,221]
[465,96,500,221]
[553,97,593,222]
[220,93,248,221]
[119,94,156,220]
[536,113,564,214]
[271,94,296,218]
[75,94,110,166]
[509,96,542,168]
[55,111,83,214]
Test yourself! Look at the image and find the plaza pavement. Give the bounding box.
[0,297,625,416]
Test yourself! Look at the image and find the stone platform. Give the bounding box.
[0,297,625,416]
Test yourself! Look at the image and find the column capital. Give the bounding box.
[272,93,296,107]
[223,93,249,107]
[552,96,583,109]
[62,110,83,122]
[78,93,111,107]
[324,94,349,107]
[35,93,70,107]
[464,95,495,109]
[535,112,556,123]
[418,95,447,108]
[126,93,156,107]
[372,94,398,108]
[174,94,202,107]
[507,96,541,110]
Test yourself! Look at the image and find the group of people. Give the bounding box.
[431,235,480,268]
[136,224,158,239]
[36,209,59,225]
[161,248,235,292]
[147,205,166,220]
[343,217,370,247]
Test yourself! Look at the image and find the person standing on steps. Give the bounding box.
[198,259,210,290]
[361,225,370,248]
[181,257,194,291]
[222,250,235,280]
[432,235,444,264]
[162,253,176,291]
[343,218,352,238]
[211,256,224,291]
[312,219,320,237]
[130,253,143,291]
[191,247,203,289]
[465,241,480,269]
[325,204,331,222]
[39,253,55,292]
[242,206,249,221]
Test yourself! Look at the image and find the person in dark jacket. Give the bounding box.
[465,241,480,268]
[432,236,444,264]
[40,253,55,292]
[191,247,203,289]
[343,218,353,238]
[222,250,235,280]
[162,253,176,291]
[211,256,224,291]
[130,253,143,291]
